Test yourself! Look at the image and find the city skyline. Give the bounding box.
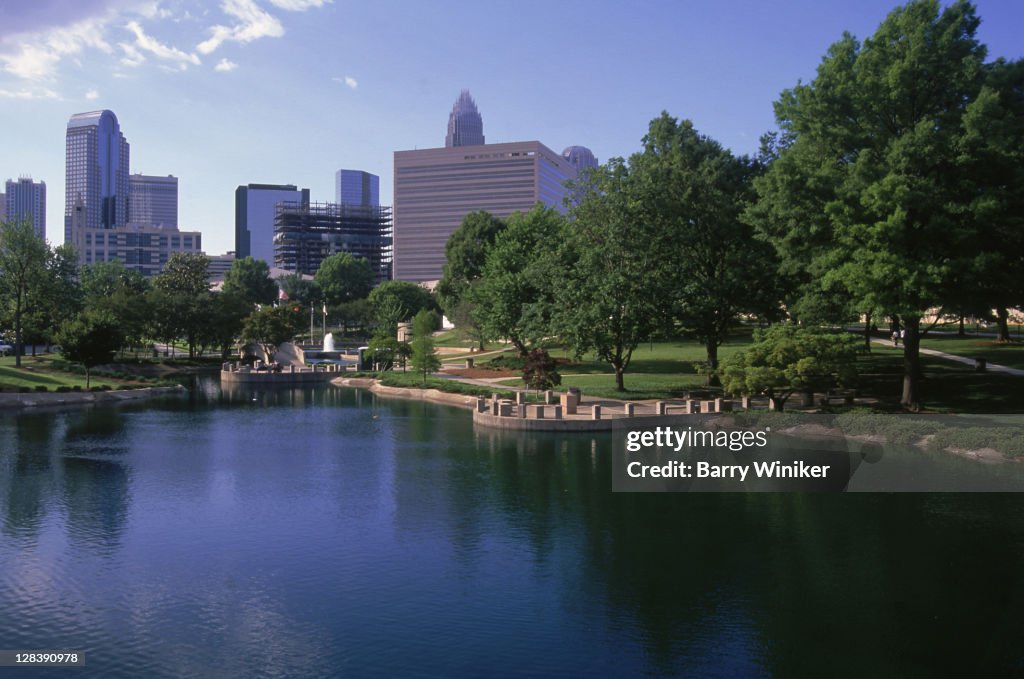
[2,1,1022,255]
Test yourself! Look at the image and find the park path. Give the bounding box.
[870,338,1024,376]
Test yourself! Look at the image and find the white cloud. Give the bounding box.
[119,41,146,66]
[1,17,113,80]
[214,58,238,72]
[85,88,100,100]
[125,20,200,68]
[0,87,61,100]
[267,0,330,9]
[197,0,283,55]
[332,75,357,90]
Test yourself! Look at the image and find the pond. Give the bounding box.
[1,380,1022,677]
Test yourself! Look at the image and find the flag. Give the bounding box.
[278,287,289,301]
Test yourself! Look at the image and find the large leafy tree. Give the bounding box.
[154,252,210,297]
[241,305,303,359]
[367,280,434,325]
[56,310,124,389]
[631,113,781,374]
[23,244,82,354]
[751,0,991,410]
[222,256,278,306]
[82,261,151,355]
[0,219,49,366]
[558,159,669,391]
[152,253,211,358]
[314,252,374,305]
[468,205,566,356]
[436,210,506,316]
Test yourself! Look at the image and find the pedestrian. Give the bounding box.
[892,330,899,346]
[900,328,905,343]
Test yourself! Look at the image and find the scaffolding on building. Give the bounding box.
[273,201,393,282]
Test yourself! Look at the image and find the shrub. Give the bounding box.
[18,386,30,393]
[56,386,71,393]
[72,385,82,392]
[34,385,48,392]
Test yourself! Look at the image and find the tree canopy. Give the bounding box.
[223,256,278,306]
[436,210,506,316]
[314,252,374,305]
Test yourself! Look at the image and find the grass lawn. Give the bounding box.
[0,355,153,391]
[855,346,1024,413]
[482,335,755,400]
[916,336,1024,370]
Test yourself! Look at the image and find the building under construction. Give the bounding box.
[273,201,393,282]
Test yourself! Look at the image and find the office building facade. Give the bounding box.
[393,140,577,281]
[235,183,310,265]
[128,174,178,228]
[68,196,202,277]
[274,201,392,283]
[445,90,485,148]
[65,110,130,242]
[336,170,379,207]
[562,146,598,173]
[4,177,47,239]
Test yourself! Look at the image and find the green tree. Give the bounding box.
[314,252,374,305]
[0,219,49,366]
[199,292,253,359]
[720,325,859,411]
[468,205,566,356]
[750,0,990,410]
[56,311,125,389]
[368,280,434,325]
[22,244,82,355]
[436,210,506,316]
[277,273,321,306]
[83,261,151,356]
[241,305,302,359]
[409,308,441,382]
[222,256,278,306]
[558,159,670,391]
[154,252,210,297]
[631,113,781,376]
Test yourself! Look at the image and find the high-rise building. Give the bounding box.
[64,110,130,243]
[335,169,379,207]
[128,174,178,228]
[393,140,577,281]
[445,90,485,148]
[68,195,202,277]
[235,183,310,265]
[0,193,6,222]
[4,177,46,239]
[562,146,599,172]
[274,201,392,283]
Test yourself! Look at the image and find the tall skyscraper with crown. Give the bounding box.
[64,109,130,243]
[445,90,485,147]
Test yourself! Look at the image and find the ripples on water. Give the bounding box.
[1,382,1023,677]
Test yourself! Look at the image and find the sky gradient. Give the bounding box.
[2,0,1022,255]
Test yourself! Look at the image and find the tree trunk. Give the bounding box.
[958,314,965,337]
[996,307,1010,343]
[705,340,721,386]
[14,310,22,368]
[864,312,872,351]
[86,368,91,390]
[901,315,922,412]
[769,395,785,412]
[614,364,625,391]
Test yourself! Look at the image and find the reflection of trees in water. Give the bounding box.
[0,415,61,539]
[445,430,1024,675]
[61,456,129,553]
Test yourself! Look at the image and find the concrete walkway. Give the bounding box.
[869,338,1024,376]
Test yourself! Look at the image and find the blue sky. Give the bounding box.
[2,0,1022,255]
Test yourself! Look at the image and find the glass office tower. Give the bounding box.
[64,110,129,242]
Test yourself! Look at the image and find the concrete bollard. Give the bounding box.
[518,404,527,419]
[741,396,751,410]
[592,405,602,420]
[515,391,526,405]
[560,392,578,415]
[491,399,500,416]
[499,401,513,417]
[544,390,554,404]
[552,405,563,420]
[466,357,475,369]
[476,398,487,413]
[656,401,668,415]
[623,403,635,417]
[532,405,545,420]
[702,400,716,414]
[716,398,732,413]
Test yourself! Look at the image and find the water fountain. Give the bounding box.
[324,333,335,352]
